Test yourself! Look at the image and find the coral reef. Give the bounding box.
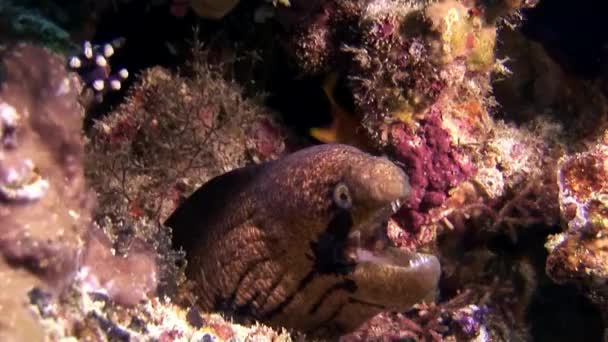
[0,43,291,341]
[276,0,505,247]
[32,285,293,341]
[2,0,608,340]
[272,0,606,338]
[85,53,287,222]
[546,136,608,309]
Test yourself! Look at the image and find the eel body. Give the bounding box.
[166,144,440,337]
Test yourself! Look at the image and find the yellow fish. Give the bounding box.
[310,73,373,150]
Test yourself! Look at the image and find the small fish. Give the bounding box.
[309,73,373,150]
[166,144,440,337]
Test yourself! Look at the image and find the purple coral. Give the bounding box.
[452,304,488,337]
[390,110,473,238]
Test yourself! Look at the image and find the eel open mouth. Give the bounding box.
[343,199,441,307]
[344,198,406,259]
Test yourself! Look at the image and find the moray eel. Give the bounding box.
[166,144,440,337]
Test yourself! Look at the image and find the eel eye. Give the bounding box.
[333,182,352,209]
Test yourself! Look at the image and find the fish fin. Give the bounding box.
[322,72,339,108]
[310,72,349,143]
[309,127,338,143]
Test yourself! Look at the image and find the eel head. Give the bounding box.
[167,144,440,337]
[253,144,441,334]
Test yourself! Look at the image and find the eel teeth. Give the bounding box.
[407,253,434,269]
[391,199,402,213]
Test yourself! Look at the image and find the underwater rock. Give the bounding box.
[547,138,608,308]
[0,43,91,340]
[340,289,530,341]
[493,28,608,140]
[0,43,91,285]
[276,0,514,247]
[79,229,158,307]
[4,0,607,340]
[389,111,474,244]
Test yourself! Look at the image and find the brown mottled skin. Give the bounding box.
[166,144,440,337]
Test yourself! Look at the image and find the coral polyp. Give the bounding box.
[67,38,128,102]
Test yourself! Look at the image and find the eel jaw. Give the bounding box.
[344,199,441,307]
[345,198,404,256]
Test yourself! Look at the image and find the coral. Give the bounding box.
[3,0,608,339]
[0,43,91,285]
[0,43,91,339]
[85,57,287,222]
[0,42,291,341]
[79,228,158,306]
[276,0,516,251]
[546,137,608,307]
[389,110,474,247]
[274,0,571,249]
[447,119,563,237]
[31,286,294,341]
[0,259,46,341]
[67,38,129,102]
[340,288,529,341]
[277,0,339,74]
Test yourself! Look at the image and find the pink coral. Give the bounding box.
[389,110,474,243]
[247,117,286,163]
